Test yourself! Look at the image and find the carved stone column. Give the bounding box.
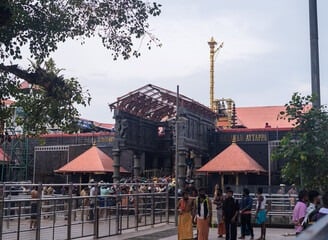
[133,152,141,180]
[152,155,159,170]
[177,150,187,190]
[112,149,121,184]
[194,153,202,189]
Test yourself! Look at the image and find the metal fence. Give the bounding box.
[0,182,301,240]
[231,193,296,226]
[0,183,169,240]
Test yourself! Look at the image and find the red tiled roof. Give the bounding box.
[55,145,128,173]
[0,148,10,162]
[40,132,114,138]
[219,127,292,133]
[2,99,15,106]
[19,80,40,90]
[197,142,266,174]
[235,106,293,129]
[93,121,114,130]
[20,81,30,89]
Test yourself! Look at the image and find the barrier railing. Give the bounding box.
[233,193,296,226]
[0,182,169,240]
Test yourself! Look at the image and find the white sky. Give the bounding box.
[49,0,327,123]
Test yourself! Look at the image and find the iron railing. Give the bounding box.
[0,182,169,240]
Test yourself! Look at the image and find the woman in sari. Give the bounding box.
[177,191,194,240]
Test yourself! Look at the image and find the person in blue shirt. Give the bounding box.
[239,188,254,239]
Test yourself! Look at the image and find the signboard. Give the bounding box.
[219,132,268,143]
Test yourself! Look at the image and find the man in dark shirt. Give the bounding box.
[222,187,239,240]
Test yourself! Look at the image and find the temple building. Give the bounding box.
[1,83,293,189]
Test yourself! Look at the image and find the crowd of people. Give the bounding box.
[177,184,328,240]
[6,179,328,239]
[177,186,268,240]
[292,189,328,235]
[79,177,173,220]
[19,177,174,227]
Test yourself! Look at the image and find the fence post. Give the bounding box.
[95,202,99,238]
[36,183,42,240]
[166,184,169,223]
[17,201,22,240]
[135,192,139,230]
[67,183,73,240]
[6,184,10,229]
[115,193,120,235]
[0,183,4,238]
[94,186,99,238]
[151,185,155,227]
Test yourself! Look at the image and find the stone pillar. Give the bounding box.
[112,149,121,183]
[133,152,141,180]
[177,150,187,191]
[152,156,159,170]
[194,154,202,189]
[163,155,171,175]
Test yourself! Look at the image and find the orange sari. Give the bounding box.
[178,199,193,240]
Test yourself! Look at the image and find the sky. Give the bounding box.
[48,0,327,123]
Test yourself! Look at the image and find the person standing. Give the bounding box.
[287,184,297,208]
[80,186,89,221]
[89,179,97,221]
[292,190,308,235]
[30,187,38,229]
[222,187,239,240]
[194,188,212,240]
[255,188,267,240]
[177,191,194,240]
[287,184,297,195]
[213,185,225,238]
[239,188,254,239]
[277,184,285,194]
[316,191,328,220]
[302,190,320,228]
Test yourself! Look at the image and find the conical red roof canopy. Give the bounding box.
[197,142,266,174]
[55,145,128,173]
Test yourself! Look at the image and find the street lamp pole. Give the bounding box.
[174,85,180,226]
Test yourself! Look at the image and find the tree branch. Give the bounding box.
[0,63,65,96]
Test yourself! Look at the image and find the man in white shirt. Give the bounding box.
[194,188,212,240]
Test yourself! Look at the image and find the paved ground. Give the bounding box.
[99,224,296,240]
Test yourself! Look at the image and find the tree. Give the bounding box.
[273,93,328,191]
[0,0,161,134]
